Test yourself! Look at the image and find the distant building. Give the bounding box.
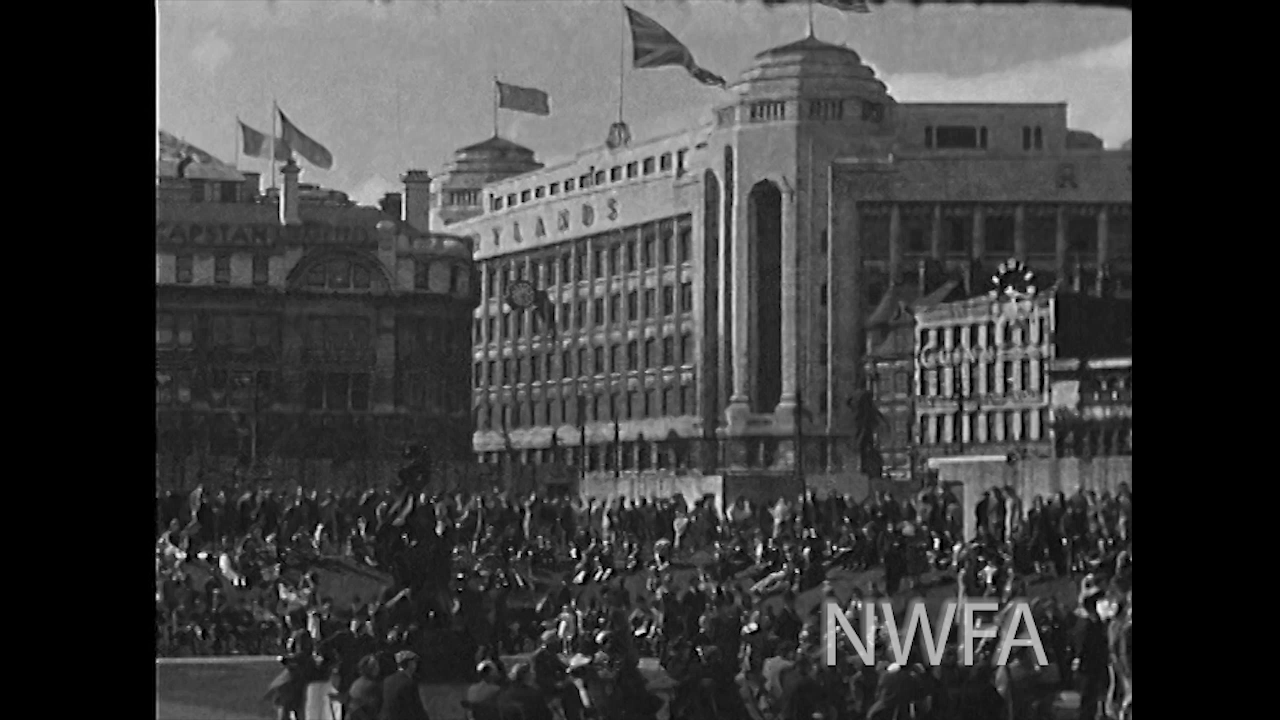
[913,279,1131,467]
[862,276,963,481]
[154,155,478,487]
[430,34,1132,502]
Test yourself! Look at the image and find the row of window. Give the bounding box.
[856,203,1132,260]
[186,180,243,204]
[482,216,694,299]
[489,150,688,212]
[920,360,1045,398]
[443,190,481,207]
[923,125,1045,151]
[157,312,277,351]
[919,409,1051,445]
[158,368,468,416]
[481,283,695,342]
[477,384,698,429]
[478,440,694,472]
[476,333,695,386]
[173,254,271,286]
[920,321,1047,353]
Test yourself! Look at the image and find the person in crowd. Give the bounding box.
[346,654,384,720]
[380,650,430,720]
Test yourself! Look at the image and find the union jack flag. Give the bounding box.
[625,5,726,88]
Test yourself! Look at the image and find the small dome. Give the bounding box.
[456,135,537,161]
[734,35,891,104]
[443,135,543,181]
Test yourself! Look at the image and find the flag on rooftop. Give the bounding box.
[239,120,292,162]
[278,107,334,170]
[497,81,551,116]
[625,5,727,88]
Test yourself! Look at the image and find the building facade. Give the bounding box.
[155,158,479,488]
[433,34,1131,500]
[913,285,1131,466]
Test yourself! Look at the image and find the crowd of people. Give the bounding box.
[156,472,1132,720]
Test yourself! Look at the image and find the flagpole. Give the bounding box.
[493,76,500,139]
[806,0,815,38]
[617,1,626,125]
[270,100,278,191]
[234,118,240,170]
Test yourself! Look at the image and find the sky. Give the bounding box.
[158,0,1132,207]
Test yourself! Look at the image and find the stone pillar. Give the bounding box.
[728,186,752,414]
[778,186,798,415]
[1055,206,1068,280]
[1096,206,1110,296]
[888,203,902,284]
[931,203,944,259]
[971,205,986,259]
[828,178,861,446]
[1013,205,1027,261]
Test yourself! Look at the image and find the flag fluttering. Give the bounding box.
[497,81,551,116]
[239,120,292,161]
[625,5,727,88]
[278,108,334,170]
[158,130,220,165]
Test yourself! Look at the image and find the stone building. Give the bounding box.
[913,280,1131,466]
[432,32,1131,504]
[155,155,478,488]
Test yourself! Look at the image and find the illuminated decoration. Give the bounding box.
[989,258,1038,300]
[505,279,539,309]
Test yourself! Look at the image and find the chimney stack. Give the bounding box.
[401,170,432,232]
[279,159,302,226]
[379,192,403,220]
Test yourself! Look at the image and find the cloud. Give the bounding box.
[350,175,398,208]
[191,30,232,75]
[883,35,1132,147]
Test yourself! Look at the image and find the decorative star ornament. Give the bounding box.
[989,259,1038,300]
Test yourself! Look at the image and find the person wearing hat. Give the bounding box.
[1070,579,1110,720]
[379,650,430,720]
[345,654,384,720]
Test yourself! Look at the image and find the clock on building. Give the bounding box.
[505,280,539,309]
[990,259,1038,300]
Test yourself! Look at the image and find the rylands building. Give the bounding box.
[432,35,1131,499]
[155,155,478,487]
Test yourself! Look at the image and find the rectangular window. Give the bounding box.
[520,190,531,203]
[985,214,1015,256]
[214,254,231,285]
[610,294,621,323]
[661,232,673,266]
[565,178,576,192]
[625,241,637,271]
[642,157,655,175]
[680,282,693,312]
[819,283,828,307]
[549,182,560,196]
[947,214,972,255]
[561,256,571,282]
[644,289,656,317]
[1034,127,1044,150]
[594,346,604,373]
[676,149,687,174]
[644,338,657,368]
[1067,213,1099,256]
[677,222,691,262]
[593,249,604,278]
[156,313,175,346]
[608,246,619,275]
[577,347,587,375]
[507,193,517,207]
[1022,127,1033,151]
[561,351,572,378]
[662,336,675,366]
[680,334,692,365]
[627,292,638,321]
[535,186,545,199]
[936,126,979,149]
[663,286,675,316]
[660,153,672,171]
[611,345,623,373]
[176,255,193,284]
[642,237,654,267]
[575,301,587,328]
[626,162,638,178]
[580,173,592,188]
[924,126,934,149]
[627,341,638,370]
[610,167,622,182]
[592,170,605,186]
[593,299,604,325]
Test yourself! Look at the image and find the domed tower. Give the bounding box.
[707,32,897,470]
[431,136,543,227]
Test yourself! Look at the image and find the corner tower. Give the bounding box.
[431,136,544,228]
[708,33,897,477]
